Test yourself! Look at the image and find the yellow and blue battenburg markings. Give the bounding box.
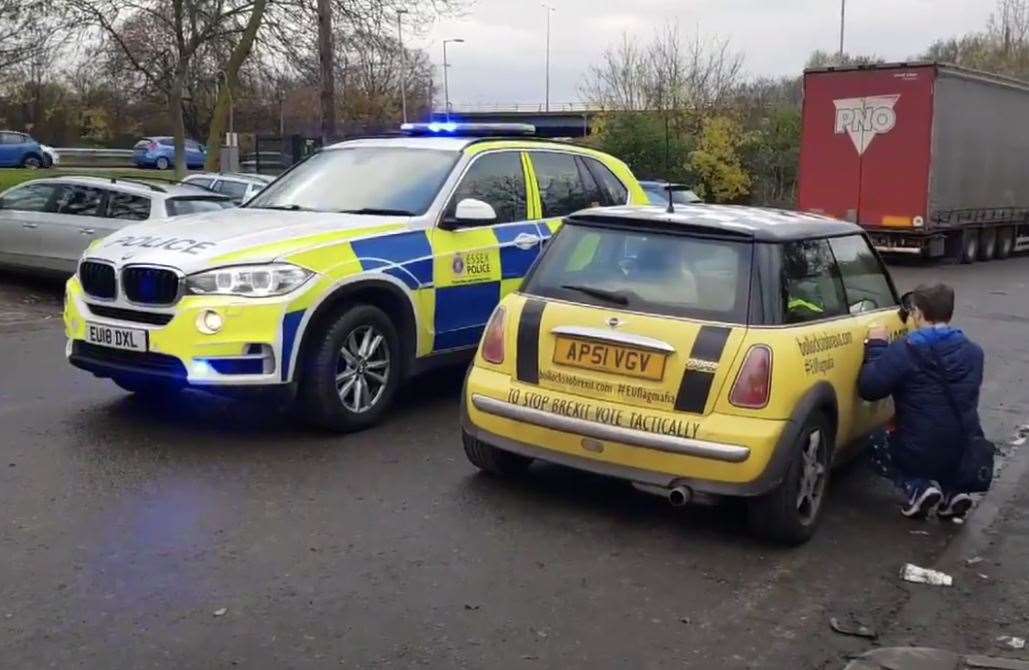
[278,221,553,378]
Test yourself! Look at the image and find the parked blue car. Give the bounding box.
[133,136,206,170]
[0,131,46,169]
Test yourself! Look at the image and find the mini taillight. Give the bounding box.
[729,345,772,409]
[481,306,506,364]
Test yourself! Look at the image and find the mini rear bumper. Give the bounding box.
[462,368,801,498]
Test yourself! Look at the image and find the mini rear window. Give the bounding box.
[523,223,753,323]
[165,197,233,217]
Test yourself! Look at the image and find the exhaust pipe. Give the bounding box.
[668,486,692,507]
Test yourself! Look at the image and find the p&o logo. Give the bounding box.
[833,94,900,155]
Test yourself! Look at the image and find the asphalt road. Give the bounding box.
[2,257,1028,669]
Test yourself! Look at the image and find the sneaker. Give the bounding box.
[901,483,943,518]
[938,493,974,520]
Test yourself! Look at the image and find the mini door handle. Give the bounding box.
[513,233,540,250]
[80,228,96,235]
[22,223,38,229]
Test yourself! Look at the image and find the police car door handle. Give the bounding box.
[80,228,96,235]
[513,233,541,250]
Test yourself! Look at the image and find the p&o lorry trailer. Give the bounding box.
[798,62,1029,262]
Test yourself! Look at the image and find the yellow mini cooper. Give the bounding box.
[461,204,906,544]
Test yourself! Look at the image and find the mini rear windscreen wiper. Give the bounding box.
[560,284,630,305]
[337,207,415,216]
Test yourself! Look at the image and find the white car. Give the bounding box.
[41,145,59,168]
[182,172,272,204]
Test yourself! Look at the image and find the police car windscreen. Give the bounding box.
[246,147,459,216]
[524,225,752,323]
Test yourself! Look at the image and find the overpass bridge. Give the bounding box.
[429,104,601,138]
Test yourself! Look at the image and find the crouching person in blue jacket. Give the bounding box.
[859,283,985,520]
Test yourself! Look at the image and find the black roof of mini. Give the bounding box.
[566,204,862,242]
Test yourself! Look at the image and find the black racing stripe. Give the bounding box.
[516,299,546,384]
[675,371,715,414]
[674,325,733,413]
[690,325,732,362]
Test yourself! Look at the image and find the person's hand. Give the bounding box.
[866,324,889,342]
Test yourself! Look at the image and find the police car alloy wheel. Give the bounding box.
[747,412,832,545]
[299,304,401,432]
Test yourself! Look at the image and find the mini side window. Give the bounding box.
[780,239,848,324]
[829,235,897,313]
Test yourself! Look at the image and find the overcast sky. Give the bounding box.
[415,0,994,108]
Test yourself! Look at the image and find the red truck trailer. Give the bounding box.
[798,62,1029,262]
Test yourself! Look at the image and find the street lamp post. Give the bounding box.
[839,0,846,59]
[542,3,555,112]
[442,38,464,121]
[397,9,409,123]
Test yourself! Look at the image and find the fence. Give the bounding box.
[54,148,135,168]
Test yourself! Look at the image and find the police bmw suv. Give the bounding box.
[64,124,647,431]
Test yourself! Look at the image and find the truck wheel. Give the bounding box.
[747,412,832,545]
[462,430,532,476]
[298,304,401,432]
[155,156,170,170]
[997,227,1015,259]
[960,229,979,264]
[978,228,997,261]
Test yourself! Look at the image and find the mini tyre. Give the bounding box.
[21,154,41,169]
[298,304,401,432]
[155,156,170,170]
[978,228,997,261]
[462,430,532,476]
[996,227,1015,259]
[960,229,979,264]
[747,412,832,545]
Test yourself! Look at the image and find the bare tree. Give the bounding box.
[0,1,65,77]
[581,26,744,114]
[205,0,267,168]
[68,0,260,177]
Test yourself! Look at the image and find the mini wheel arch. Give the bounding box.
[293,279,419,385]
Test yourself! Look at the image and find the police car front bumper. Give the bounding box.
[64,276,310,391]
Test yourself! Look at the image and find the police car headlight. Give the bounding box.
[185,263,313,297]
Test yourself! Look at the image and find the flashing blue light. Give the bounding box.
[426,122,459,133]
[400,122,536,137]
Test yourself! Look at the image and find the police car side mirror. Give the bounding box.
[443,198,497,229]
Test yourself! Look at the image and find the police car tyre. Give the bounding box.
[996,227,1014,259]
[978,228,997,261]
[960,229,979,264]
[299,304,401,432]
[462,430,532,476]
[747,412,832,546]
[112,376,184,397]
[156,156,170,170]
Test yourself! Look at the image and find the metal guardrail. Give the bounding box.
[435,102,596,113]
[54,148,135,168]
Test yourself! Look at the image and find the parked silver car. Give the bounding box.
[0,176,234,274]
[181,172,272,204]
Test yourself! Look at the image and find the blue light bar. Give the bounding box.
[400,122,536,137]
